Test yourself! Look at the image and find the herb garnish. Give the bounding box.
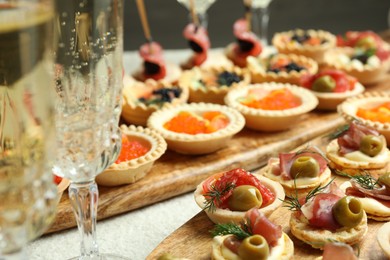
[210,222,251,240]
[323,124,350,141]
[203,182,235,212]
[334,169,378,190]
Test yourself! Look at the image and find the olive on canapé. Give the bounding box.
[238,235,269,260]
[378,172,390,189]
[355,36,377,49]
[311,75,336,93]
[359,134,384,157]
[332,196,364,228]
[228,185,263,211]
[289,156,320,179]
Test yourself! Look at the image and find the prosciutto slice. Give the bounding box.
[245,208,282,247]
[183,23,210,67]
[345,180,390,208]
[337,121,379,155]
[322,242,358,260]
[277,147,328,180]
[139,41,166,80]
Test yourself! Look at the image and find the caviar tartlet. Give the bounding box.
[211,208,294,260]
[299,69,365,110]
[53,174,70,205]
[323,47,390,85]
[247,53,318,85]
[261,146,332,197]
[224,82,318,131]
[121,78,189,126]
[272,29,337,63]
[338,92,390,144]
[178,65,250,104]
[194,168,285,224]
[286,182,368,249]
[326,121,390,177]
[147,103,245,154]
[96,125,167,186]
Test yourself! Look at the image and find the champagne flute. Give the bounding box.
[251,0,273,45]
[0,0,58,258]
[177,0,217,28]
[53,0,126,259]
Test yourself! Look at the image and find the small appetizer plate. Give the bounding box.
[178,65,250,105]
[194,173,285,224]
[377,222,390,258]
[299,69,365,111]
[323,47,390,85]
[147,103,245,155]
[224,82,318,132]
[272,29,337,64]
[121,76,189,126]
[96,125,167,186]
[338,92,390,145]
[247,53,318,86]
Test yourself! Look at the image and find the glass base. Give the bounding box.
[69,253,131,260]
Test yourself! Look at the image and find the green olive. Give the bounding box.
[332,196,364,228]
[289,156,320,179]
[228,185,262,211]
[359,134,383,157]
[238,235,269,260]
[356,36,377,49]
[312,75,336,93]
[378,172,390,189]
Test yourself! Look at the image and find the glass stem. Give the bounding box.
[69,181,99,258]
[253,7,270,45]
[187,12,208,28]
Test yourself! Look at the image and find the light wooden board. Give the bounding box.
[147,134,389,260]
[46,75,390,234]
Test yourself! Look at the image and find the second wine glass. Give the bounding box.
[177,0,217,28]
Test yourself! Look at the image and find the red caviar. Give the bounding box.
[163,111,229,134]
[356,102,390,123]
[53,174,63,185]
[115,136,150,164]
[240,88,302,110]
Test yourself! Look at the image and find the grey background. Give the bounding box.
[123,0,390,51]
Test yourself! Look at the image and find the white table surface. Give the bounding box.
[28,49,207,260]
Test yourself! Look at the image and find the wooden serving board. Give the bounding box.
[147,134,389,260]
[46,75,390,234]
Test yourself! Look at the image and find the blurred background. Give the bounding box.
[124,0,390,51]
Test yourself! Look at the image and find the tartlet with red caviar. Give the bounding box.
[247,53,318,85]
[211,208,294,260]
[96,124,167,186]
[121,78,189,126]
[285,181,368,249]
[53,174,70,205]
[272,29,337,63]
[338,92,390,144]
[178,65,250,104]
[326,121,390,177]
[260,146,332,197]
[194,168,285,224]
[147,103,245,154]
[224,82,318,131]
[299,69,365,110]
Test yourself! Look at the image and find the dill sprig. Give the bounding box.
[210,222,251,240]
[203,182,235,212]
[324,124,350,141]
[334,169,378,190]
[282,178,336,211]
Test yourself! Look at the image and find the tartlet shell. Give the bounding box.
[247,53,319,85]
[194,174,285,224]
[377,222,390,258]
[338,91,390,145]
[224,82,319,132]
[96,124,167,186]
[121,77,189,126]
[147,103,245,155]
[272,29,337,64]
[56,177,70,205]
[322,47,390,85]
[178,65,250,105]
[290,211,368,249]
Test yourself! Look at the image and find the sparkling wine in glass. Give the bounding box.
[53,0,125,259]
[177,0,217,28]
[251,0,273,45]
[0,0,58,258]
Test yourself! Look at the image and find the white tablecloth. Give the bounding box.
[28,49,205,260]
